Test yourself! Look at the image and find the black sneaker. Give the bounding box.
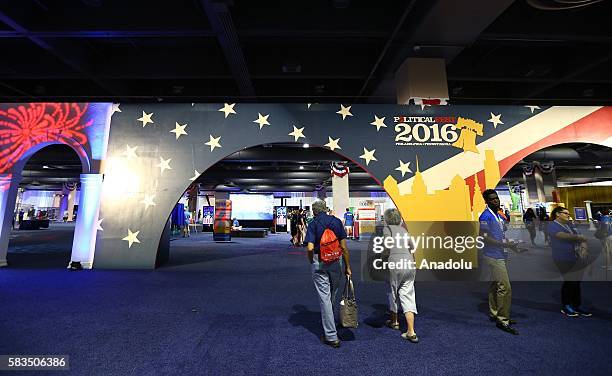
[489,316,517,325]
[573,307,592,317]
[320,336,341,348]
[561,305,579,317]
[496,322,519,335]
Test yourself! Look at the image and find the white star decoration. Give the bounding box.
[205,135,222,151]
[170,122,188,140]
[189,170,200,181]
[525,105,541,114]
[395,160,412,177]
[370,115,387,131]
[157,157,172,175]
[359,147,377,165]
[111,103,121,114]
[336,105,353,120]
[288,126,305,142]
[488,113,504,129]
[253,113,270,129]
[140,194,156,210]
[307,103,312,109]
[124,144,138,159]
[324,136,341,151]
[218,103,236,118]
[96,218,104,232]
[122,229,141,248]
[137,111,154,127]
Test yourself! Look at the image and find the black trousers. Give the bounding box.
[555,260,582,307]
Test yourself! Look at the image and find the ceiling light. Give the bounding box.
[595,165,602,169]
[43,165,49,169]
[299,166,304,170]
[247,166,252,170]
[303,143,310,148]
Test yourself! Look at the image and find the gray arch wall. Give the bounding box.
[93,103,610,269]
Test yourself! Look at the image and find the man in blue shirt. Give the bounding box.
[479,189,519,335]
[343,208,354,239]
[305,200,352,348]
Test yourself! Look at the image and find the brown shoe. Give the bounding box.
[320,336,341,348]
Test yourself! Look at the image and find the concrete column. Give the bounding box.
[66,183,77,221]
[332,174,349,219]
[0,174,22,267]
[534,168,546,203]
[69,174,103,269]
[396,57,449,104]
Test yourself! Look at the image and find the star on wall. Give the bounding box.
[253,113,270,129]
[189,170,200,181]
[124,144,138,159]
[140,194,156,210]
[170,122,188,140]
[488,113,504,129]
[359,147,377,165]
[370,115,387,131]
[137,111,154,127]
[288,126,305,142]
[395,160,412,177]
[218,103,236,118]
[96,218,104,231]
[157,156,172,175]
[205,135,222,151]
[525,105,541,114]
[324,136,341,151]
[122,229,141,248]
[336,105,353,120]
[111,103,121,114]
[307,103,312,109]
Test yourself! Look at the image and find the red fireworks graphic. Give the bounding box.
[0,103,91,174]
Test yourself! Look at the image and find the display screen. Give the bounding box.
[229,194,274,220]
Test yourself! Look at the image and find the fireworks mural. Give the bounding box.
[0,103,92,174]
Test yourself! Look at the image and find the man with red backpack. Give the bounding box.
[305,200,352,348]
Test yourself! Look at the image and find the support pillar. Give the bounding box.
[69,174,103,269]
[332,174,349,219]
[66,183,77,221]
[396,57,449,105]
[0,174,22,267]
[584,200,596,230]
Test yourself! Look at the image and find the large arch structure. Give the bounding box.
[1,102,611,269]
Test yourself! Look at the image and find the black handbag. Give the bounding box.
[339,276,358,328]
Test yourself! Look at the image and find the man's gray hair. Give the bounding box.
[312,200,328,215]
[383,208,402,225]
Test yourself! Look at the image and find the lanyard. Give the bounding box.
[487,207,504,232]
[554,220,575,234]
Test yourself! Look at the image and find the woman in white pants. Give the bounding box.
[383,208,418,343]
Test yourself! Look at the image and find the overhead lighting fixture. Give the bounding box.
[303,143,310,148]
[43,165,49,169]
[247,166,252,170]
[595,165,602,169]
[299,166,305,170]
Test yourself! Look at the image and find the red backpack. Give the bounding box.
[320,227,343,264]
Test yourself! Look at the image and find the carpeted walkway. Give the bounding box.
[1,229,611,375]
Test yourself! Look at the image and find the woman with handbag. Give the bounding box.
[548,206,592,317]
[382,208,419,343]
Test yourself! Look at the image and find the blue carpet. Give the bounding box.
[1,230,611,375]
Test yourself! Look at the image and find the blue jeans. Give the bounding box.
[311,254,342,341]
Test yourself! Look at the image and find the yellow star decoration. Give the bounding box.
[189,170,200,181]
[359,147,377,165]
[218,103,236,118]
[170,122,188,139]
[205,134,222,151]
[395,160,412,177]
[253,113,270,129]
[288,126,305,142]
[137,111,154,127]
[140,194,156,210]
[156,156,172,175]
[122,229,141,248]
[124,144,138,159]
[336,105,353,120]
[324,136,341,151]
[370,115,387,131]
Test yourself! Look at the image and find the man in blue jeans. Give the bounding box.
[305,200,352,348]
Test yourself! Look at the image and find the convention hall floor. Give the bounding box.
[1,225,611,375]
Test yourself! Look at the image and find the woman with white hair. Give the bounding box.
[383,208,419,343]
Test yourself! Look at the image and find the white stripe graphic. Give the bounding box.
[397,106,603,194]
